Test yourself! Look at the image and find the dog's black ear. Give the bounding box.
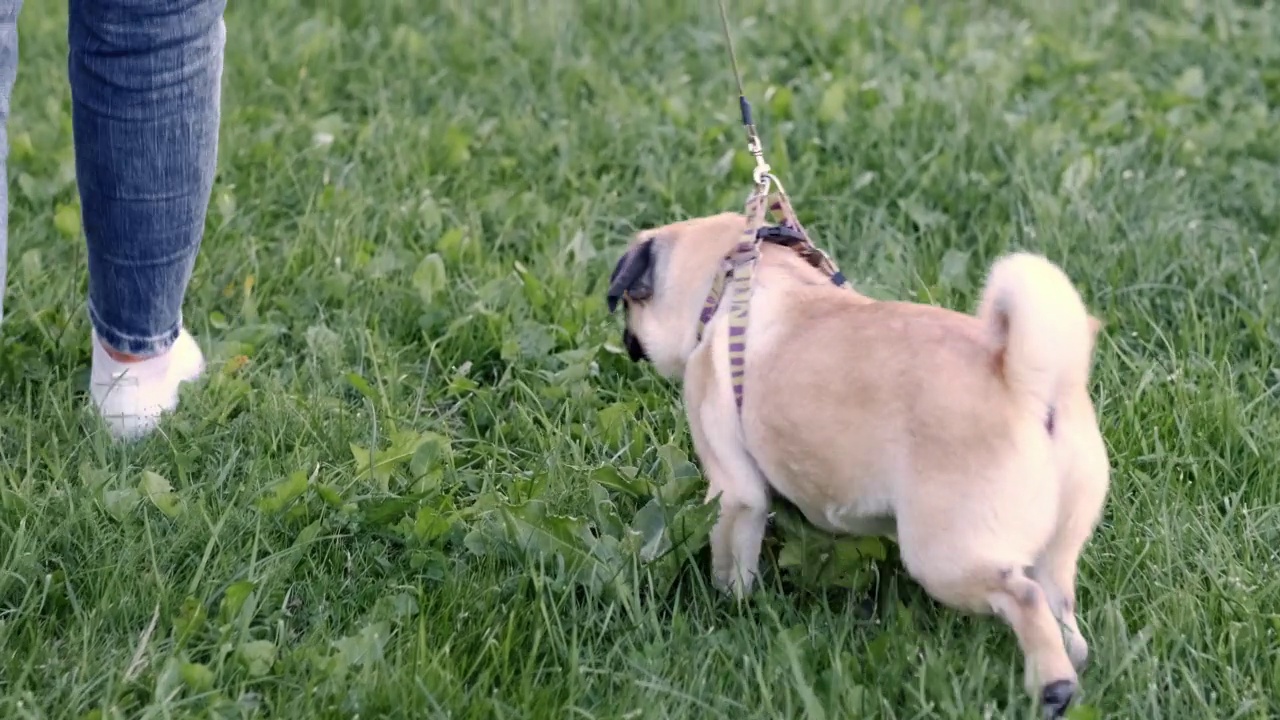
[606,238,655,313]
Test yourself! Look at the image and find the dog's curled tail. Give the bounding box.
[978,252,1100,409]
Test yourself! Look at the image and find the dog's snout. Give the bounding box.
[622,328,648,362]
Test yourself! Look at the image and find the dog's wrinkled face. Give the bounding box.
[606,235,659,366]
[606,213,749,379]
[606,237,655,363]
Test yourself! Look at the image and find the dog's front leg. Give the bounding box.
[686,373,770,598]
[693,426,770,598]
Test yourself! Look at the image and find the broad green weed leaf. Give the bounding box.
[345,372,379,403]
[236,640,276,677]
[435,227,473,264]
[899,199,950,231]
[174,597,207,643]
[778,540,805,569]
[154,656,183,703]
[817,80,849,124]
[413,504,453,542]
[629,499,669,564]
[514,320,556,361]
[656,444,689,473]
[101,487,140,522]
[409,431,451,478]
[519,265,549,308]
[1174,66,1206,101]
[179,662,215,692]
[361,496,419,527]
[824,535,885,586]
[9,130,32,160]
[79,463,111,490]
[54,202,81,238]
[288,521,324,574]
[19,249,41,279]
[447,366,480,394]
[255,470,309,514]
[391,24,427,56]
[768,85,794,119]
[293,520,322,548]
[412,253,447,303]
[214,187,236,222]
[655,473,703,507]
[1060,154,1095,194]
[834,536,887,563]
[588,483,625,539]
[139,471,185,519]
[589,465,648,498]
[463,528,490,556]
[442,125,471,167]
[315,483,345,508]
[409,549,448,582]
[16,173,49,203]
[353,429,433,491]
[669,500,719,554]
[305,323,340,359]
[596,402,633,447]
[350,444,391,490]
[656,444,700,483]
[938,248,971,292]
[219,581,255,625]
[1065,706,1101,720]
[645,452,703,515]
[501,500,595,558]
[332,620,389,671]
[377,593,420,623]
[563,229,596,266]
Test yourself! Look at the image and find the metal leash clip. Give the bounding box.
[738,97,774,203]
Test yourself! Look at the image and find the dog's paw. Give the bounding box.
[710,555,735,594]
[711,571,733,596]
[712,566,756,599]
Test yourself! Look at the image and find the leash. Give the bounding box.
[702,0,853,412]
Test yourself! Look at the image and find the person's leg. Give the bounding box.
[69,0,226,439]
[0,0,22,326]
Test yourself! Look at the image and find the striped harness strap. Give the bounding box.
[696,189,852,412]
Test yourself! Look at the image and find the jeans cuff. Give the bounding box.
[89,303,181,357]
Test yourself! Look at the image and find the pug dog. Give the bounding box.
[605,212,1110,718]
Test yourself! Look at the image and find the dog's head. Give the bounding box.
[605,212,749,379]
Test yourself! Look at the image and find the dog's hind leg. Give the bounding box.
[986,567,1080,718]
[898,516,1078,717]
[1035,417,1111,671]
[913,561,1079,716]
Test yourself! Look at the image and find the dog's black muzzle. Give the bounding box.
[622,327,648,363]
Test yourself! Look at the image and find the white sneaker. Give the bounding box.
[89,328,207,440]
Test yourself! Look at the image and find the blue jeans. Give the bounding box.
[0,0,225,356]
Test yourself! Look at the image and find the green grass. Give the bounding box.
[2,0,1279,717]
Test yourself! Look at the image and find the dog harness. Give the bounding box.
[695,185,853,412]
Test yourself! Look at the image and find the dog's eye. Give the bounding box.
[626,287,652,303]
